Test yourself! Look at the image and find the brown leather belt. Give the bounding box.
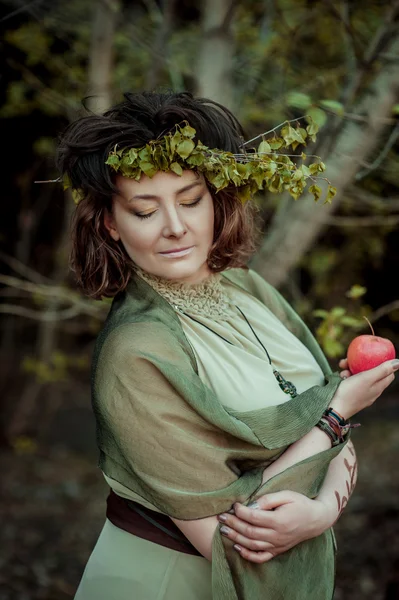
[106,489,201,556]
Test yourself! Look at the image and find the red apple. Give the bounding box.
[347,319,396,374]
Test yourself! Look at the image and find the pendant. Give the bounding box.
[273,369,298,398]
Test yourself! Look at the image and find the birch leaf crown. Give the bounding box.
[62,117,336,205]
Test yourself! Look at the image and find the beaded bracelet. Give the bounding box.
[316,408,361,447]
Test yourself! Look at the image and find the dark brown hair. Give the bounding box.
[57,91,260,298]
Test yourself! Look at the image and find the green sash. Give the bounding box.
[92,267,344,599]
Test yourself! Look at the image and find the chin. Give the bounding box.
[155,259,209,283]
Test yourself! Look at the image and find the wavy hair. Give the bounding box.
[57,91,261,298]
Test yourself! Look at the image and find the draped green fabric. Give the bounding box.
[92,267,346,599]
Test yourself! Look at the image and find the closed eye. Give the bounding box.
[135,197,203,220]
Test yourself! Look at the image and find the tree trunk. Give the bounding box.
[145,0,176,90]
[87,0,120,114]
[196,0,236,111]
[251,33,399,288]
[6,1,120,440]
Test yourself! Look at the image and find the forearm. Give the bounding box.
[262,426,332,484]
[315,440,357,524]
[171,514,218,561]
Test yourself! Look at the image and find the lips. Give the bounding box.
[158,246,195,258]
[159,246,193,254]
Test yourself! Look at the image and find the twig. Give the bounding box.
[325,215,399,227]
[369,300,399,323]
[241,118,308,147]
[0,274,106,318]
[355,122,399,181]
[0,0,44,23]
[0,251,52,284]
[0,304,81,321]
[346,186,399,210]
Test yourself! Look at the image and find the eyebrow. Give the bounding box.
[128,180,203,202]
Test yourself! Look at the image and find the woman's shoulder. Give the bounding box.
[222,267,282,304]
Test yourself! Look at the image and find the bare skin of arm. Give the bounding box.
[173,358,396,562]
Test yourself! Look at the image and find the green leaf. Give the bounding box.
[268,137,284,150]
[181,125,196,138]
[186,152,205,166]
[341,316,364,327]
[325,185,337,204]
[307,108,327,128]
[286,91,312,109]
[313,309,329,318]
[72,189,85,204]
[170,162,183,176]
[323,338,344,358]
[105,155,119,166]
[176,139,195,159]
[139,161,157,177]
[346,285,367,299]
[319,99,344,116]
[281,124,306,147]
[331,306,346,318]
[258,140,272,154]
[309,184,322,201]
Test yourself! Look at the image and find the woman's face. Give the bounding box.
[104,170,215,284]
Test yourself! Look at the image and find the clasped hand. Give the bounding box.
[217,358,353,564]
[218,491,333,563]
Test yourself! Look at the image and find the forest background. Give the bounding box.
[1,0,399,598]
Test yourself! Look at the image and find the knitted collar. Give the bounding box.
[134,267,235,320]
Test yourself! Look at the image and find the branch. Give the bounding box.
[369,300,399,323]
[323,0,362,65]
[355,121,399,181]
[0,0,44,23]
[0,304,82,322]
[325,214,399,227]
[0,274,107,319]
[0,251,51,284]
[346,186,399,211]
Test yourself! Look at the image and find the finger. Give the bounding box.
[238,490,296,514]
[365,359,399,382]
[234,545,274,564]
[340,370,351,379]
[370,373,395,395]
[339,358,349,369]
[218,513,275,540]
[220,526,274,551]
[233,503,280,528]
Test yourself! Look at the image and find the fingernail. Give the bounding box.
[227,508,235,515]
[247,501,259,510]
[218,514,227,522]
[220,526,230,536]
[234,544,242,552]
[392,359,399,370]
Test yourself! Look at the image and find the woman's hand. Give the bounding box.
[218,491,334,564]
[330,358,398,420]
[338,357,352,379]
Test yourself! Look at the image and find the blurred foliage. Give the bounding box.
[1,0,398,365]
[22,351,89,384]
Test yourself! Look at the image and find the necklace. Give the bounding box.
[182,305,298,399]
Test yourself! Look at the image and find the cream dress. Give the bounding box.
[75,272,325,600]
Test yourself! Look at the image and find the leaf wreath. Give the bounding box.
[71,118,337,204]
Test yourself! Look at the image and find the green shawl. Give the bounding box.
[92,267,345,599]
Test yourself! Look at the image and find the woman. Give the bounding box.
[57,91,398,600]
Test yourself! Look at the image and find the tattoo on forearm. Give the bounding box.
[333,450,357,521]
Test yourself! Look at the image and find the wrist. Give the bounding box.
[329,395,350,421]
[312,499,336,534]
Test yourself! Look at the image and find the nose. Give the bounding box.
[162,206,187,238]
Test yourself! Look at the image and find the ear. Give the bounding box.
[104,208,120,242]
